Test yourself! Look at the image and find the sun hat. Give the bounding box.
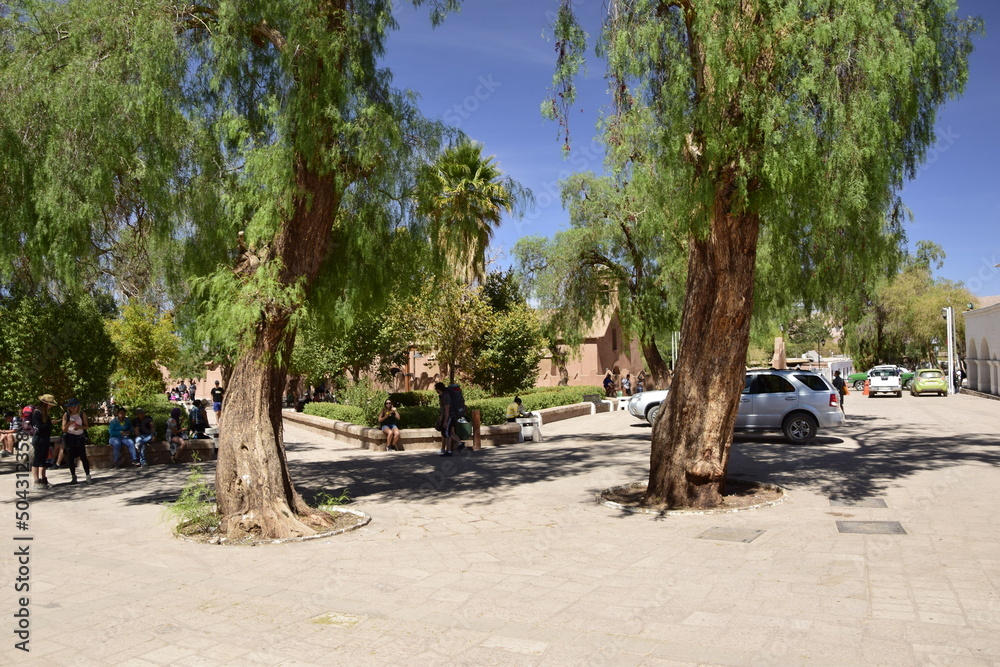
[64,397,81,408]
[38,394,57,406]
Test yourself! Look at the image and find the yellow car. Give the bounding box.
[910,369,948,397]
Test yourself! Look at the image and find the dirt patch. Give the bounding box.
[175,507,370,545]
[599,479,784,515]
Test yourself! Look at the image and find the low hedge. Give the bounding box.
[303,403,366,425]
[303,385,606,429]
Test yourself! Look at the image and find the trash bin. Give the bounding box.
[455,419,473,440]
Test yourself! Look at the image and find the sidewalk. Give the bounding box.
[3,393,999,665]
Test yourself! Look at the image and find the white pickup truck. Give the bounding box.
[868,366,903,398]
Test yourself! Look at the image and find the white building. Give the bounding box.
[963,295,1000,397]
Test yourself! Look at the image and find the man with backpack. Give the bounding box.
[434,382,464,457]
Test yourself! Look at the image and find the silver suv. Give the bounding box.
[627,369,844,444]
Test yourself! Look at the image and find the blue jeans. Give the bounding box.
[134,434,153,465]
[109,437,136,466]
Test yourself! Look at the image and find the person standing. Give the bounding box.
[434,382,460,456]
[189,379,197,401]
[132,407,155,468]
[210,380,225,424]
[832,370,846,414]
[61,398,92,483]
[108,406,138,468]
[622,374,632,396]
[31,394,57,489]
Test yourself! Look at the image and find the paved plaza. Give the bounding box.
[3,391,1000,665]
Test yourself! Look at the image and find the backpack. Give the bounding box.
[448,384,466,418]
[20,406,36,436]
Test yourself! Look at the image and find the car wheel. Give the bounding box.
[896,391,903,398]
[903,379,911,389]
[646,404,660,425]
[783,413,817,444]
[853,380,865,391]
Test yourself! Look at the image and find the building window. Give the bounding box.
[612,328,618,352]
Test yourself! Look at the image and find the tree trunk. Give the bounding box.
[643,183,759,510]
[639,334,671,390]
[215,162,341,540]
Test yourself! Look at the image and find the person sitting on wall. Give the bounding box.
[377,400,402,451]
[603,372,615,397]
[506,397,529,423]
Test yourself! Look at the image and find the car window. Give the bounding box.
[754,374,795,394]
[743,375,753,394]
[794,374,829,391]
[871,369,899,378]
[919,370,943,378]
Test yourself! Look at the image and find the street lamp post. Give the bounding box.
[819,338,826,377]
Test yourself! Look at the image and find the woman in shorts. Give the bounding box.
[377,400,401,451]
[61,398,92,484]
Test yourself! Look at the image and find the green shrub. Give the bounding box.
[396,405,440,429]
[88,424,110,446]
[164,459,219,536]
[304,402,366,425]
[341,380,388,426]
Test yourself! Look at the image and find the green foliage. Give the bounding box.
[106,303,179,407]
[303,403,366,425]
[340,379,389,427]
[414,279,494,383]
[549,0,982,331]
[514,171,684,382]
[472,305,543,395]
[416,139,531,283]
[164,460,220,536]
[841,247,974,368]
[313,488,352,507]
[0,288,114,409]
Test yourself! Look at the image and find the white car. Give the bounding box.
[628,369,845,444]
[868,366,903,397]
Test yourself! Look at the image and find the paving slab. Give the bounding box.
[3,393,1000,665]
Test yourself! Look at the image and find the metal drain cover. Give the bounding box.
[830,498,888,508]
[697,527,766,543]
[836,521,906,535]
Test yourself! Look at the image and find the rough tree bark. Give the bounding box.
[639,333,670,390]
[216,163,341,539]
[643,176,759,509]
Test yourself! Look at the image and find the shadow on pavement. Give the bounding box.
[18,408,1000,509]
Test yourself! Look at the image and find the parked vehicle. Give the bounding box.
[627,369,844,444]
[848,366,914,391]
[910,369,948,396]
[868,366,903,397]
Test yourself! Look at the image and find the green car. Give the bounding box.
[910,369,948,396]
[848,366,915,391]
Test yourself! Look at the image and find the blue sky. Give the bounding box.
[383,0,999,296]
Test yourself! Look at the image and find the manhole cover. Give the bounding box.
[830,498,888,508]
[836,521,906,535]
[697,527,766,543]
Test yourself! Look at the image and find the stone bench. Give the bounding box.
[85,438,216,469]
[283,400,611,452]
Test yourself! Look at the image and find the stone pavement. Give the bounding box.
[3,392,1000,665]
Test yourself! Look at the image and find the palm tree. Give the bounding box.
[418,139,531,283]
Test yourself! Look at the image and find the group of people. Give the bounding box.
[2,394,94,489]
[167,379,198,402]
[604,372,643,397]
[2,379,228,490]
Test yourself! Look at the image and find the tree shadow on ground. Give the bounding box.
[21,409,1000,511]
[0,462,212,507]
[731,413,1000,501]
[287,427,652,507]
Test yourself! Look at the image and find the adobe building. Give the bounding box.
[964,295,1000,397]
[396,311,655,392]
[535,312,650,389]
